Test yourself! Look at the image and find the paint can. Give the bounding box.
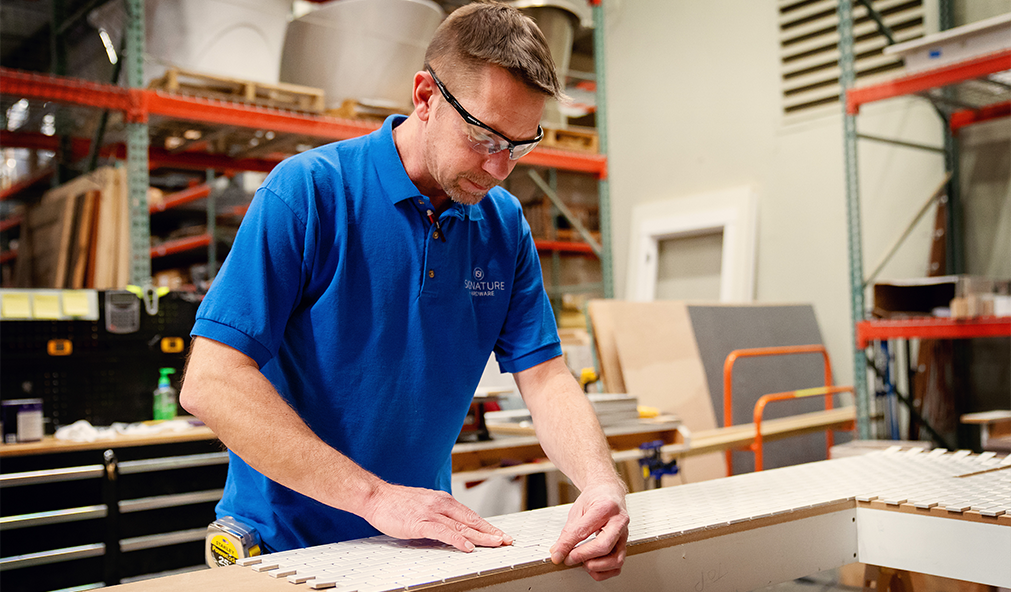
[1,399,44,443]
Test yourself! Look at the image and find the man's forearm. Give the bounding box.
[515,357,624,492]
[180,337,382,515]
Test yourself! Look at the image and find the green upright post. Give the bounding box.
[206,169,217,283]
[125,0,151,286]
[838,0,871,439]
[593,2,613,299]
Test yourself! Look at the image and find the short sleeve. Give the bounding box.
[191,183,310,369]
[493,213,562,374]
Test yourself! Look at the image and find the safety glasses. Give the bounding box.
[427,65,543,161]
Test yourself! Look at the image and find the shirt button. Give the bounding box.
[418,199,424,205]
[433,231,440,240]
[428,270,435,278]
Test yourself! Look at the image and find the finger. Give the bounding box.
[586,567,623,582]
[549,508,610,564]
[441,502,513,544]
[415,521,477,553]
[580,535,627,573]
[439,519,510,548]
[565,521,624,566]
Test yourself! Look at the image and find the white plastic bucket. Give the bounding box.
[280,0,445,111]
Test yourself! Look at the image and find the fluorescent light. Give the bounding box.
[98,28,118,65]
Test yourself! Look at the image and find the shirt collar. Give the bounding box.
[373,114,485,222]
[374,115,423,205]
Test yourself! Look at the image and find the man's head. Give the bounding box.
[402,1,561,207]
[424,1,562,101]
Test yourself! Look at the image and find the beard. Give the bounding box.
[444,172,498,205]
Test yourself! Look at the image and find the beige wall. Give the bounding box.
[600,0,1010,384]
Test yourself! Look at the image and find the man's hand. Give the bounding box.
[549,481,629,581]
[362,482,512,553]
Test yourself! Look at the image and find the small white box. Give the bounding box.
[885,13,1011,74]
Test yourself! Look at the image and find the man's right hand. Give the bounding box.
[361,482,513,552]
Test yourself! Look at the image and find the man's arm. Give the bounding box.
[513,356,630,581]
[180,336,510,552]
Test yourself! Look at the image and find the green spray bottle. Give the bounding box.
[154,368,178,420]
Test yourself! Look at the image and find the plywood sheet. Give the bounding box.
[609,301,725,483]
[93,167,122,289]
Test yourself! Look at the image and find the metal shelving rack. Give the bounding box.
[838,0,1011,438]
[0,2,612,291]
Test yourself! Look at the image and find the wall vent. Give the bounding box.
[779,0,926,115]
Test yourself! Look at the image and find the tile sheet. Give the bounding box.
[238,449,1009,591]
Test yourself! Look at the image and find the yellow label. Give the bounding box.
[209,534,239,566]
[794,387,830,398]
[1,293,31,319]
[33,294,61,319]
[62,291,91,317]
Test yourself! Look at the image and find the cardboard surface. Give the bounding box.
[608,301,725,482]
[587,299,627,393]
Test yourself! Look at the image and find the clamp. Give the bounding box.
[638,439,678,489]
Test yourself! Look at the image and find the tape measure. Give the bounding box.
[205,516,262,568]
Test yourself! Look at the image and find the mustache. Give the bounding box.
[460,173,498,192]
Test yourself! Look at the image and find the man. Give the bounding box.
[180,1,628,582]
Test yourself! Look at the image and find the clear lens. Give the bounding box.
[509,141,539,160]
[463,122,539,160]
[464,123,509,155]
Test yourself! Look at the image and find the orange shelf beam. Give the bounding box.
[150,184,212,213]
[151,234,212,258]
[846,49,1011,115]
[534,239,597,255]
[950,100,1011,132]
[0,249,18,264]
[856,316,1011,348]
[1,68,608,177]
[0,215,23,232]
[0,166,55,201]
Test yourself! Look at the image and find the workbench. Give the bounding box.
[102,448,1010,592]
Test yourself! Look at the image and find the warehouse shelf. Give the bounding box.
[0,249,17,264]
[0,167,55,202]
[856,316,1011,348]
[846,48,1011,116]
[150,234,211,259]
[149,184,212,214]
[838,3,1011,439]
[0,67,608,179]
[534,239,597,255]
[0,215,23,232]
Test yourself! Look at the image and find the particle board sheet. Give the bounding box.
[607,301,724,482]
[686,304,849,475]
[228,449,1009,592]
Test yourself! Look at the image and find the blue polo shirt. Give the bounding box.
[191,115,561,551]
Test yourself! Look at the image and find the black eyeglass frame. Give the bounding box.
[426,65,544,160]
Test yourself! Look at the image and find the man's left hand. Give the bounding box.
[548,481,629,581]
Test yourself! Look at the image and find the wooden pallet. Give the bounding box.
[149,68,326,114]
[540,125,599,153]
[326,99,410,122]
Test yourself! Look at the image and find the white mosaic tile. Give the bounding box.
[238,450,1009,592]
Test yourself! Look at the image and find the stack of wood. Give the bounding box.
[12,166,130,289]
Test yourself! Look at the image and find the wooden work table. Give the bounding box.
[0,424,219,457]
[0,408,851,470]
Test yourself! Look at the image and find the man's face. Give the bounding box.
[425,65,546,205]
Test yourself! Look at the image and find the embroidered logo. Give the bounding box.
[465,266,504,297]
